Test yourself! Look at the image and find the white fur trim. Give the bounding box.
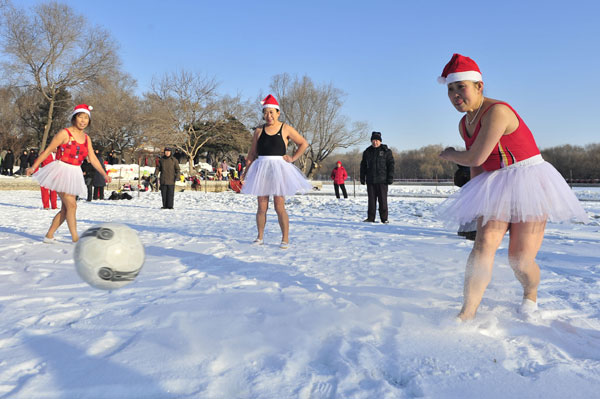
[445,71,482,84]
[71,109,91,118]
[262,104,279,110]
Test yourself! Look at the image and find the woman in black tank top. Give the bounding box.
[241,94,311,249]
[257,123,286,156]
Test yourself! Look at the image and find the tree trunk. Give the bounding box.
[40,94,56,152]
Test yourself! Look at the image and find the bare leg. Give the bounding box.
[46,206,67,239]
[507,221,546,303]
[273,196,289,243]
[47,193,79,242]
[458,219,509,320]
[255,196,269,240]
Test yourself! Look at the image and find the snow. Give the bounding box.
[0,182,599,399]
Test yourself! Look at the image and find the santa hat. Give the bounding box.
[261,94,279,110]
[438,54,482,85]
[71,104,93,118]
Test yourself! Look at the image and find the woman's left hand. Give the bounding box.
[104,175,112,183]
[283,155,293,163]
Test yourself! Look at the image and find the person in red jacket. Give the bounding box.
[330,161,348,199]
[37,151,58,209]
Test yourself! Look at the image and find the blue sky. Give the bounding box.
[16,0,600,152]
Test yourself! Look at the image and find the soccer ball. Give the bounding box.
[74,223,145,290]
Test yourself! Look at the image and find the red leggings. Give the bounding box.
[41,187,58,209]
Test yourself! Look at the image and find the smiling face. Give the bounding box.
[74,112,90,130]
[263,108,280,125]
[447,80,483,113]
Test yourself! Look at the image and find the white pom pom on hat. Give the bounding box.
[438,53,482,85]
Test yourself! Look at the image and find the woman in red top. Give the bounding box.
[330,161,348,199]
[437,54,587,321]
[27,104,111,243]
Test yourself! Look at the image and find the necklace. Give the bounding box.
[466,98,485,125]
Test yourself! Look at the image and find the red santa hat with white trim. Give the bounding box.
[438,54,482,84]
[261,94,279,110]
[71,103,93,118]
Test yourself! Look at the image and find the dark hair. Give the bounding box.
[71,112,91,127]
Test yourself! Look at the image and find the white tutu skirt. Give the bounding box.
[33,160,87,198]
[437,155,588,227]
[241,156,313,196]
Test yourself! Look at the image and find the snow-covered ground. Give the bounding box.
[0,183,599,399]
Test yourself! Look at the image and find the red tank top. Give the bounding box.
[56,128,88,166]
[461,102,540,171]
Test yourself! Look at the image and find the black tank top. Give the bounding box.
[257,123,286,156]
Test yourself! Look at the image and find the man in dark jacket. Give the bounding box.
[27,149,37,168]
[157,147,180,209]
[81,158,95,201]
[18,150,28,175]
[360,131,394,223]
[92,149,107,200]
[3,149,14,175]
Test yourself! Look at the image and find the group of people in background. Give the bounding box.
[81,149,108,201]
[0,148,37,176]
[19,52,589,322]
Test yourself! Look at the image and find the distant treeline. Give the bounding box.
[315,144,600,182]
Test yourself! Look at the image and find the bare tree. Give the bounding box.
[269,73,368,178]
[0,1,119,151]
[76,72,143,161]
[144,70,254,175]
[0,86,22,152]
[15,85,72,146]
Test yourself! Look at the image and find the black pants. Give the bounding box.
[161,184,175,208]
[334,183,348,199]
[86,184,93,201]
[366,183,388,222]
[93,186,104,200]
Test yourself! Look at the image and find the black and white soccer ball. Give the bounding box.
[74,223,145,290]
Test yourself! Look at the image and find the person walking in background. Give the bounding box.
[157,147,180,209]
[3,149,14,176]
[236,154,246,178]
[360,131,395,223]
[18,150,28,175]
[36,150,58,210]
[26,104,111,243]
[107,151,117,165]
[81,158,94,201]
[241,94,311,249]
[330,161,348,199]
[92,149,107,200]
[436,53,588,321]
[27,149,37,168]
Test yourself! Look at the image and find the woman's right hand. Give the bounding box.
[439,147,456,160]
[25,167,34,177]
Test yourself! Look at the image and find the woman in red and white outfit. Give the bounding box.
[437,54,587,321]
[26,104,111,243]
